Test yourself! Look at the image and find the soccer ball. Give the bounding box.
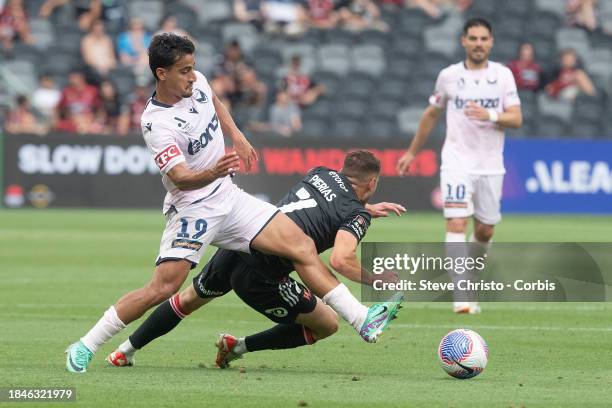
[438,329,488,379]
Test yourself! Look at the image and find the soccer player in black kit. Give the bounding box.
[107,150,405,368]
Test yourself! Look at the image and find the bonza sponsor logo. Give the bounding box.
[525,160,611,194]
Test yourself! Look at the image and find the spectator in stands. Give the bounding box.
[566,0,598,32]
[81,19,117,81]
[234,66,268,121]
[337,0,389,32]
[218,39,249,78]
[546,48,596,101]
[97,80,127,135]
[32,74,61,125]
[507,42,542,92]
[269,90,302,137]
[211,71,237,111]
[117,18,151,81]
[117,83,150,135]
[261,0,308,36]
[157,15,192,39]
[56,69,101,133]
[5,95,45,135]
[40,0,103,31]
[0,0,33,52]
[305,0,339,29]
[282,55,325,107]
[234,0,264,29]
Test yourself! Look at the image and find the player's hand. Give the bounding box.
[367,202,407,218]
[211,151,241,179]
[396,151,415,176]
[464,102,490,121]
[378,270,400,285]
[232,132,258,172]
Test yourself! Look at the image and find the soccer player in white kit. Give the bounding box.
[66,34,401,372]
[396,18,522,314]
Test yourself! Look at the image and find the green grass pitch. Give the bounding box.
[1,209,612,407]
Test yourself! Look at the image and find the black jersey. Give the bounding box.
[238,166,372,277]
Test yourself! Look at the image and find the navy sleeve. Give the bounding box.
[339,210,371,243]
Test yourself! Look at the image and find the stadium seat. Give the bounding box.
[530,37,558,66]
[490,37,521,63]
[535,0,566,17]
[330,118,362,139]
[2,60,37,92]
[385,56,414,81]
[573,94,605,123]
[365,119,398,139]
[357,30,391,49]
[351,45,386,76]
[534,115,568,138]
[109,67,136,97]
[282,43,316,64]
[341,74,376,98]
[130,1,163,31]
[466,0,497,18]
[12,44,43,66]
[322,29,356,46]
[498,0,533,16]
[569,120,603,139]
[29,18,55,50]
[537,93,573,123]
[305,97,336,118]
[222,23,259,55]
[390,36,422,60]
[424,26,460,58]
[336,99,369,119]
[397,9,435,37]
[371,97,402,121]
[397,107,424,135]
[190,0,232,24]
[495,17,527,41]
[301,118,329,138]
[528,11,562,40]
[378,78,407,101]
[317,44,351,75]
[412,52,450,79]
[55,30,83,54]
[313,71,342,95]
[556,28,591,60]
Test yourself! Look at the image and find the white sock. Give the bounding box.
[234,338,247,355]
[469,233,492,258]
[445,232,466,243]
[80,306,126,354]
[118,339,136,356]
[322,283,368,331]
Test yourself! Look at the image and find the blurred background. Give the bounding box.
[0,0,610,214]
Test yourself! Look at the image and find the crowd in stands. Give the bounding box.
[1,0,612,138]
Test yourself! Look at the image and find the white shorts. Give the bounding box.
[440,170,504,225]
[156,183,279,267]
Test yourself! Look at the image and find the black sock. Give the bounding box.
[244,324,314,352]
[129,296,185,349]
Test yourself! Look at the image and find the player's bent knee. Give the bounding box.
[474,226,494,242]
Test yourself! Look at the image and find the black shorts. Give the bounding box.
[192,249,317,324]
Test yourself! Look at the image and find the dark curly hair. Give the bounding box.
[148,33,195,80]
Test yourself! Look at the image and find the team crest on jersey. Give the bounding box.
[174,116,193,132]
[457,78,466,89]
[193,89,208,103]
[189,107,198,114]
[487,77,498,85]
[144,122,152,132]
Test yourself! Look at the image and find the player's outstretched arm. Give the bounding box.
[212,93,258,172]
[397,105,442,176]
[167,152,240,190]
[365,202,406,218]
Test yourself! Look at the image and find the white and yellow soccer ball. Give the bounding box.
[438,329,488,379]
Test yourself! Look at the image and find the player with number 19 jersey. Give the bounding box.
[141,70,230,214]
[140,70,278,266]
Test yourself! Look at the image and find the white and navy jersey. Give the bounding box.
[237,166,372,278]
[429,61,521,175]
[141,71,231,213]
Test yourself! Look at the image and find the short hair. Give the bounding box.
[341,150,381,181]
[463,18,493,35]
[148,33,195,80]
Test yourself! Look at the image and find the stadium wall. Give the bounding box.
[2,134,610,214]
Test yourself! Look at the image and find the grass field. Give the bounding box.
[1,210,612,407]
